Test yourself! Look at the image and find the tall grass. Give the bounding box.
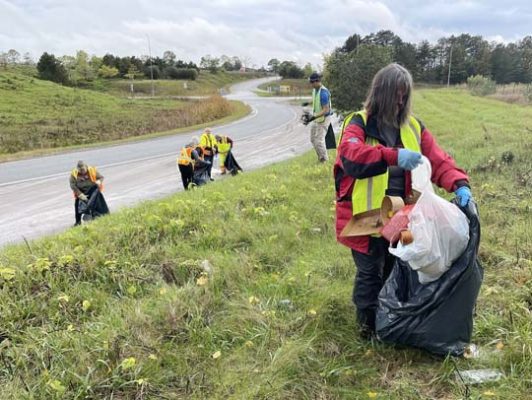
[0,88,530,398]
[0,71,241,155]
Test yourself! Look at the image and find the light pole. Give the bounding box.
[147,34,155,97]
[447,44,453,87]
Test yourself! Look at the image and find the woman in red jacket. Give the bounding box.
[334,63,472,338]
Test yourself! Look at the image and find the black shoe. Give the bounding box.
[359,326,376,341]
[210,178,215,181]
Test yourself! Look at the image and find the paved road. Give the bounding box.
[0,77,327,247]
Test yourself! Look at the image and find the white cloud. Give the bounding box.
[0,0,530,67]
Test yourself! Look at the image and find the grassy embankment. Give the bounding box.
[256,78,309,97]
[0,70,251,160]
[105,71,266,97]
[0,88,530,399]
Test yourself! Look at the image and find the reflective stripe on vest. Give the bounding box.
[177,147,194,166]
[312,86,331,123]
[345,111,421,215]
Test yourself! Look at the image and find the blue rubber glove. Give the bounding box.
[455,186,472,207]
[398,149,422,170]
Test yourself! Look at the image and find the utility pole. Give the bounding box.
[447,44,453,87]
[147,34,155,97]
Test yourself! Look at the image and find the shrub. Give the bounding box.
[523,84,532,103]
[467,75,496,96]
[144,65,161,80]
[164,67,198,80]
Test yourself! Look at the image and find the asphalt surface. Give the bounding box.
[0,77,329,248]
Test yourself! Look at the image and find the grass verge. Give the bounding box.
[0,70,253,159]
[0,100,250,163]
[0,88,530,399]
[257,78,309,97]
[105,71,266,97]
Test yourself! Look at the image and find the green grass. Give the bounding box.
[257,78,310,97]
[0,70,252,157]
[105,71,266,97]
[0,88,530,399]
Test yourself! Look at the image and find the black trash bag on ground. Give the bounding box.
[78,186,110,220]
[376,200,483,356]
[192,160,211,186]
[325,123,337,150]
[224,150,243,175]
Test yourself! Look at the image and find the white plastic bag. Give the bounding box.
[389,157,470,284]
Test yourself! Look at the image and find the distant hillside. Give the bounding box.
[105,71,266,97]
[0,70,248,156]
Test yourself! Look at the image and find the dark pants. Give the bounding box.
[75,198,82,225]
[204,154,214,178]
[178,164,194,189]
[351,237,395,333]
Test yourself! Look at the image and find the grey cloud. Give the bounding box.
[0,0,530,67]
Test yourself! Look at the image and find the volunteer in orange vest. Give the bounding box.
[177,137,201,190]
[334,64,472,338]
[69,160,104,226]
[199,127,217,180]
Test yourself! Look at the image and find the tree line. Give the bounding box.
[32,50,201,86]
[325,30,532,111]
[336,30,532,85]
[0,49,254,87]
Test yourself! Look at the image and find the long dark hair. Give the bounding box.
[364,63,413,128]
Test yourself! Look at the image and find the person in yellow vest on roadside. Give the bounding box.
[199,127,217,180]
[334,64,473,339]
[177,137,201,190]
[307,72,332,163]
[215,134,233,174]
[215,134,243,176]
[69,160,107,226]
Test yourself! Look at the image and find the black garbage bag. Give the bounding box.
[224,150,243,175]
[78,187,110,220]
[325,123,337,150]
[192,160,211,186]
[376,200,483,356]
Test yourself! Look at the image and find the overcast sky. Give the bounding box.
[1,0,531,68]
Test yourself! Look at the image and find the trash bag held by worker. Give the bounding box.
[77,187,109,220]
[376,200,483,356]
[389,157,469,283]
[325,123,337,149]
[224,149,243,175]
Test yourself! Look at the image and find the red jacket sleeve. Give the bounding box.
[421,128,469,192]
[338,122,398,179]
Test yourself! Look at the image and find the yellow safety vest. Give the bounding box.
[200,132,217,155]
[177,147,194,166]
[217,136,231,155]
[339,110,422,215]
[71,166,97,183]
[312,86,332,123]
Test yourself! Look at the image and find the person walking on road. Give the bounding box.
[307,72,332,163]
[334,63,473,338]
[69,160,108,226]
[177,137,202,190]
[200,127,217,180]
